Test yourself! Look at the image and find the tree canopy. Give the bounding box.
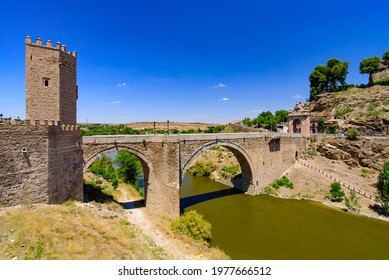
[243,110,288,130]
[359,56,382,85]
[309,58,349,100]
[383,50,389,66]
[114,151,142,184]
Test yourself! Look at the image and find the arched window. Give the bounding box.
[44,79,49,87]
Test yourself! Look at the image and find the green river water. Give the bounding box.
[180,173,389,260]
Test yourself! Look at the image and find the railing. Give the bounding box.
[297,160,375,201]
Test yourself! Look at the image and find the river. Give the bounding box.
[180,173,389,260]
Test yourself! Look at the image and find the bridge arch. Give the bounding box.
[181,142,254,192]
[83,145,152,200]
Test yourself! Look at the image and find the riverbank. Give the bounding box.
[278,155,389,223]
[189,148,388,223]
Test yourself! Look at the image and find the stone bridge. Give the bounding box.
[83,133,307,218]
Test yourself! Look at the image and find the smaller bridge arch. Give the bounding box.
[181,141,254,193]
[83,145,153,201]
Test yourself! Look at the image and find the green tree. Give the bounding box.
[89,155,118,187]
[114,151,142,184]
[274,110,289,124]
[309,58,349,100]
[383,50,389,66]
[242,117,252,127]
[345,191,361,212]
[359,56,382,85]
[309,64,328,99]
[326,58,349,92]
[329,182,345,202]
[318,119,325,133]
[376,161,389,212]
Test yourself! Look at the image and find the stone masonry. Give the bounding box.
[0,37,83,207]
[0,119,83,206]
[83,133,307,218]
[25,36,78,125]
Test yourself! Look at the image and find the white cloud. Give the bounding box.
[251,109,263,113]
[292,94,303,100]
[213,83,227,88]
[106,100,121,104]
[219,97,230,101]
[121,116,132,119]
[118,83,127,87]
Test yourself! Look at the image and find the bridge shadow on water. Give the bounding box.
[180,188,243,213]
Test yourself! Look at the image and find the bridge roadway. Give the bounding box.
[82,132,307,217]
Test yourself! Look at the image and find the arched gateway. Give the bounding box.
[83,133,306,218]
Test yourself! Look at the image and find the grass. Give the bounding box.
[0,203,164,260]
[361,168,375,177]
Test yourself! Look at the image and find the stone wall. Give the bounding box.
[0,120,83,206]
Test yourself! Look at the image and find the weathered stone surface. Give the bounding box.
[312,135,389,170]
[83,133,308,218]
[0,122,83,206]
[26,37,77,125]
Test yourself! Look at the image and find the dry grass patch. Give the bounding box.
[0,203,165,260]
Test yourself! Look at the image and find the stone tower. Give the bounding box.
[25,36,78,125]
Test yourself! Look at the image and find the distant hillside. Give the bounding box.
[307,85,389,134]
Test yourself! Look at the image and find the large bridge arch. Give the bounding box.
[83,145,153,201]
[181,141,254,192]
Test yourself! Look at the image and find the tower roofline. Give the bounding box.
[25,36,77,57]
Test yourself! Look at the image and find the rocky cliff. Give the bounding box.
[308,85,389,134]
[310,136,389,170]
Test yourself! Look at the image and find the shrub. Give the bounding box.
[335,107,353,118]
[346,128,360,140]
[271,176,294,189]
[171,210,212,245]
[376,161,389,213]
[345,191,361,212]
[221,165,240,178]
[329,182,345,202]
[188,161,216,177]
[264,186,277,196]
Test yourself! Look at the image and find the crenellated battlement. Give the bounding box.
[25,36,77,57]
[0,118,80,132]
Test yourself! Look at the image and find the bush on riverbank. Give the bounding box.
[329,182,345,202]
[188,161,216,177]
[271,176,294,189]
[345,191,361,212]
[221,165,240,178]
[171,210,212,246]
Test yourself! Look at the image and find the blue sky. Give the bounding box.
[1,0,389,124]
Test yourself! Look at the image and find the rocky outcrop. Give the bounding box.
[308,85,389,134]
[311,136,389,170]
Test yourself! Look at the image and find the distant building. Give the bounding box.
[288,101,311,135]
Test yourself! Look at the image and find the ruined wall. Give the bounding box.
[0,120,83,206]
